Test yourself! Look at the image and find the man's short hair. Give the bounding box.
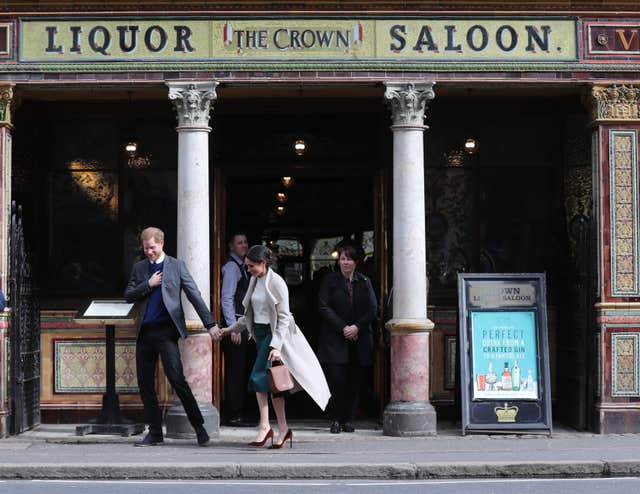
[140,227,165,243]
[228,231,247,244]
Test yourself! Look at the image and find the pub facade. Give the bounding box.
[0,0,639,436]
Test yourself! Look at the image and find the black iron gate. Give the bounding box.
[9,201,40,434]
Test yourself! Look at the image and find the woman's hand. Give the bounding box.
[268,348,282,362]
[343,325,359,341]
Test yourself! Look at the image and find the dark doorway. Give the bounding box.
[214,92,387,420]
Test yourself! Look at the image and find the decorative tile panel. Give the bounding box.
[609,130,640,296]
[54,340,138,393]
[612,332,640,397]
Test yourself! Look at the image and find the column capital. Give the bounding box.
[589,84,640,123]
[384,81,435,129]
[0,85,15,129]
[167,81,218,130]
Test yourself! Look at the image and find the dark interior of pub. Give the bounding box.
[10,84,594,425]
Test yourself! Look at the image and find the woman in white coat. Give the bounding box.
[211,245,330,449]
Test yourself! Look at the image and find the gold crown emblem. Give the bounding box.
[494,403,519,423]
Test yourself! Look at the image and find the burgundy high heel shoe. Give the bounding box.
[269,429,293,449]
[248,428,274,447]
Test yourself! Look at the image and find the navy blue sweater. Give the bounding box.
[142,261,171,326]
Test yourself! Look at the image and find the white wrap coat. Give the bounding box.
[228,268,331,411]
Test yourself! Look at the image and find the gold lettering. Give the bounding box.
[616,29,638,51]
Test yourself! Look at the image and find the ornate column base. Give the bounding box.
[165,331,219,438]
[165,402,219,439]
[383,401,437,437]
[383,318,436,437]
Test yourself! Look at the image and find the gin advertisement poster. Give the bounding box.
[471,310,538,400]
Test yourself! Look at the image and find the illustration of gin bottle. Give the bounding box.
[501,362,512,391]
[512,361,521,391]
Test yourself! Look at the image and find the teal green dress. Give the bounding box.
[248,323,272,393]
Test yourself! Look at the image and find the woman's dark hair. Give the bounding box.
[337,243,362,264]
[246,245,273,265]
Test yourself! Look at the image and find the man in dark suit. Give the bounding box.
[125,226,218,447]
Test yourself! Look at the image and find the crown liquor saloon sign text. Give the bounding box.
[457,273,552,434]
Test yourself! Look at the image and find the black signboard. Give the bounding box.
[457,273,552,434]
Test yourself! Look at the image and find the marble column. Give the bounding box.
[383,82,437,436]
[0,85,12,438]
[165,81,219,438]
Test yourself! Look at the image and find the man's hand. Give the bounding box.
[148,271,163,288]
[230,332,242,345]
[209,325,226,341]
[343,324,359,341]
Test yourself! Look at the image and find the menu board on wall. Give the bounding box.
[458,273,552,434]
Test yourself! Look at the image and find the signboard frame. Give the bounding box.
[16,15,579,66]
[457,273,552,435]
[79,299,134,320]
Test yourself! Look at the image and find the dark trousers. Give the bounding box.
[222,330,250,418]
[324,353,364,424]
[136,322,204,437]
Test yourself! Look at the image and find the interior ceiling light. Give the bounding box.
[464,138,479,154]
[276,192,288,203]
[281,176,294,188]
[294,139,306,156]
[125,141,138,155]
[275,205,286,216]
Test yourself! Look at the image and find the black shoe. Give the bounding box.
[226,417,257,428]
[134,433,163,447]
[330,421,341,434]
[196,427,210,447]
[341,422,355,433]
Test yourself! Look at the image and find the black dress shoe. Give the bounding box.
[134,433,163,447]
[341,422,355,433]
[226,417,257,428]
[330,421,341,434]
[196,427,210,446]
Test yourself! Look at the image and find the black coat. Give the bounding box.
[317,271,377,366]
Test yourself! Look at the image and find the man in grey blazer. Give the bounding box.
[125,226,218,447]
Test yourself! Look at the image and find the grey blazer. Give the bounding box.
[124,255,215,339]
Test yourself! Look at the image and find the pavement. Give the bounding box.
[1,421,640,480]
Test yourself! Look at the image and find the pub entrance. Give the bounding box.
[211,87,390,421]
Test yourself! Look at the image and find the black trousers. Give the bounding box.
[221,330,250,418]
[324,347,365,423]
[136,321,204,437]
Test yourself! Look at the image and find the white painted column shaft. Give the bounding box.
[177,128,211,320]
[392,128,427,319]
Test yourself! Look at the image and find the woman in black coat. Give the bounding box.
[318,243,377,433]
